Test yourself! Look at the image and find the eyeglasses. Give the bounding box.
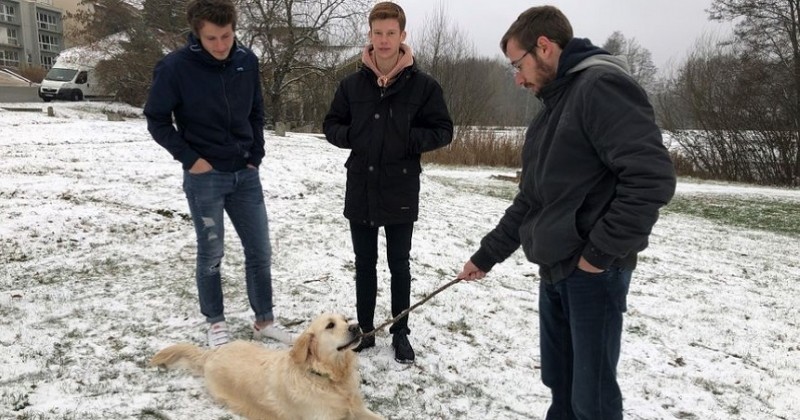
[510,48,534,73]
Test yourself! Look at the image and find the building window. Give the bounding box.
[0,4,16,23]
[37,12,59,31]
[1,49,19,67]
[39,34,59,51]
[2,27,18,46]
[40,54,54,69]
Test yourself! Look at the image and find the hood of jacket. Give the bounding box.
[360,43,415,87]
[538,38,628,101]
[556,37,627,79]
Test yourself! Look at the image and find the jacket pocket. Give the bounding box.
[380,160,421,214]
[344,155,368,220]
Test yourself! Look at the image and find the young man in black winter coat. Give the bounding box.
[144,0,291,348]
[323,1,453,364]
[457,6,676,420]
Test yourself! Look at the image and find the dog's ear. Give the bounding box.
[290,332,313,364]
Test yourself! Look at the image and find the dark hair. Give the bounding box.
[186,0,237,36]
[500,5,573,53]
[369,1,406,31]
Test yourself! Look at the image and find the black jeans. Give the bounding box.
[349,221,413,335]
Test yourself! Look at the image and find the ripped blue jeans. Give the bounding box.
[183,167,274,324]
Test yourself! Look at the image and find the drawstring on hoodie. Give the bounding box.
[361,43,415,88]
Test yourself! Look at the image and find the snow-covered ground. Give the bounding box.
[1,102,798,419]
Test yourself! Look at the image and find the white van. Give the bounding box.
[38,61,110,102]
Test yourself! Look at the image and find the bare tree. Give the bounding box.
[143,0,189,36]
[709,0,800,126]
[65,0,188,106]
[602,31,658,94]
[704,0,800,184]
[412,2,495,127]
[659,33,800,185]
[66,0,138,45]
[95,25,167,106]
[236,0,370,127]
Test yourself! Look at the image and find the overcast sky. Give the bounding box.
[391,0,732,71]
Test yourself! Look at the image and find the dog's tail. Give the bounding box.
[150,343,208,375]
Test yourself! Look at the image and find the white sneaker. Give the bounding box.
[253,322,295,345]
[207,321,230,348]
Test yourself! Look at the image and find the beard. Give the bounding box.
[525,54,557,93]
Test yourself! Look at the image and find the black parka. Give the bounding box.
[323,63,453,226]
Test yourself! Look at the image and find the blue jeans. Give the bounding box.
[350,221,413,335]
[540,267,632,420]
[183,168,274,324]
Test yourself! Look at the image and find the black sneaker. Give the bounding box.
[353,335,375,352]
[392,333,415,364]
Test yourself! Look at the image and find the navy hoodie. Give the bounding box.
[144,34,265,172]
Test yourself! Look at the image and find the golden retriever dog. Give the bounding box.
[150,313,383,420]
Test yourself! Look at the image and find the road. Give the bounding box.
[0,86,41,103]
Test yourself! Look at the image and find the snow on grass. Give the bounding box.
[1,102,799,419]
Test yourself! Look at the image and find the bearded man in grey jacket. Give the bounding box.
[457,6,676,420]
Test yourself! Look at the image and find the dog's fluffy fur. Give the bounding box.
[150,313,383,420]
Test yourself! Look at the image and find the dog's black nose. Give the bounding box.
[348,323,362,334]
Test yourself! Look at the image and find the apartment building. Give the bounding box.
[0,0,64,70]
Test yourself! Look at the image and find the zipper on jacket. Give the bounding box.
[380,86,386,98]
[220,70,234,146]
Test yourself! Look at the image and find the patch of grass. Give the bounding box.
[664,195,800,236]
[7,391,31,411]
[445,318,475,341]
[1,240,33,263]
[424,127,523,167]
[430,176,518,201]
[626,322,648,337]
[693,377,724,395]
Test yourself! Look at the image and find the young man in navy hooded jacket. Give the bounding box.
[323,2,453,364]
[457,6,675,420]
[144,0,290,348]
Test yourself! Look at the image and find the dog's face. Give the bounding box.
[310,313,361,352]
[289,313,361,381]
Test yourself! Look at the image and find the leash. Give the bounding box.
[337,277,463,351]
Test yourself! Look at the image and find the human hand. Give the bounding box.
[577,256,604,273]
[457,260,486,281]
[189,158,213,174]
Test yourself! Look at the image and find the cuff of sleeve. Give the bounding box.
[177,150,200,171]
[470,247,497,273]
[581,241,615,270]
[338,126,350,147]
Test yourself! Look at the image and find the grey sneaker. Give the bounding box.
[253,322,295,345]
[207,321,230,348]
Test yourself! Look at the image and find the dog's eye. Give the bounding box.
[325,322,336,329]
